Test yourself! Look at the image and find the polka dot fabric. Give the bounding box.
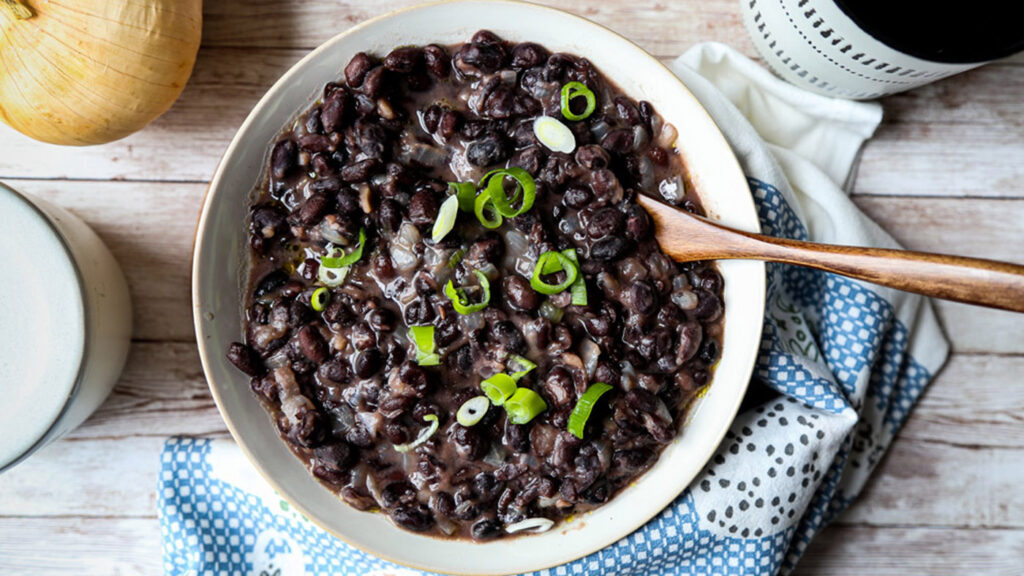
[162,46,949,575]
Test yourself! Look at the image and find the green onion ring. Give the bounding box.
[474,189,504,229]
[408,325,440,366]
[444,269,491,315]
[449,181,478,212]
[560,81,597,121]
[456,396,490,427]
[432,195,460,243]
[560,248,588,305]
[321,228,366,268]
[530,251,579,295]
[317,265,349,288]
[507,354,537,381]
[310,287,330,312]
[394,414,439,453]
[504,388,548,425]
[567,382,613,439]
[481,373,517,406]
[479,167,536,218]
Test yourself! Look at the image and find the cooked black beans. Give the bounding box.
[234,30,723,541]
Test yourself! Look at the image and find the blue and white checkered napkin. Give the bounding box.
[160,43,949,575]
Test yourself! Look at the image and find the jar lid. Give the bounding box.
[0,184,86,470]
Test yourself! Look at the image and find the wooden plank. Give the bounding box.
[70,343,228,440]
[795,526,1024,576]
[0,518,160,576]
[201,0,757,57]
[9,180,207,342]
[852,196,1024,354]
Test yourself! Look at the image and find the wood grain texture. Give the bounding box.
[0,518,161,576]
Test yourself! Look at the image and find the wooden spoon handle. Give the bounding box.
[639,197,1024,312]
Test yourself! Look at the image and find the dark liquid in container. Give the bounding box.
[834,1,1024,64]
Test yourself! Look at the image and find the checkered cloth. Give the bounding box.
[160,43,949,575]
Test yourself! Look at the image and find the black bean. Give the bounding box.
[293,193,329,225]
[355,119,389,159]
[594,363,620,388]
[614,96,643,125]
[397,362,431,398]
[270,139,297,180]
[648,145,669,166]
[489,320,526,354]
[392,505,434,532]
[504,421,531,453]
[575,144,610,170]
[322,85,350,133]
[297,325,329,364]
[383,46,422,73]
[354,349,382,378]
[677,322,702,364]
[457,43,505,73]
[600,129,633,155]
[452,425,487,460]
[504,275,539,311]
[297,133,331,153]
[407,190,438,226]
[471,519,503,540]
[698,338,719,365]
[627,281,657,315]
[340,158,382,182]
[435,314,461,347]
[583,478,611,504]
[322,297,355,326]
[314,442,356,474]
[345,52,374,87]
[381,481,418,508]
[692,289,722,322]
[512,93,542,117]
[423,44,450,79]
[438,109,461,140]
[588,207,624,239]
[379,395,413,419]
[431,491,456,519]
[350,322,376,351]
[466,232,504,264]
[471,30,503,45]
[543,53,571,82]
[404,299,435,325]
[359,66,389,98]
[695,267,723,295]
[511,42,549,69]
[590,237,631,261]
[625,204,652,241]
[280,405,322,448]
[251,205,288,241]
[466,133,510,167]
[376,198,402,233]
[253,270,288,298]
[227,342,263,377]
[563,185,592,209]
[625,388,658,414]
[590,169,623,203]
[317,359,350,384]
[422,104,442,133]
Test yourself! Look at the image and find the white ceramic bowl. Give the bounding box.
[0,182,132,473]
[193,2,765,573]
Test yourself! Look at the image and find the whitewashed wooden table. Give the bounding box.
[1,1,1022,574]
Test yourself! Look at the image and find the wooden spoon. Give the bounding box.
[637,195,1024,312]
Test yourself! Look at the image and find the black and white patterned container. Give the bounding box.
[740,0,991,99]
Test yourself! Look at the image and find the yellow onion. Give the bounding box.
[0,0,202,145]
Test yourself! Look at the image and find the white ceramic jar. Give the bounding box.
[740,0,994,99]
[0,182,132,473]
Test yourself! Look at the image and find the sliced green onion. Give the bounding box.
[560,249,588,305]
[474,188,504,229]
[481,373,517,406]
[444,269,491,315]
[447,248,466,269]
[504,388,548,425]
[310,287,330,312]
[567,382,613,439]
[538,300,564,323]
[561,81,597,121]
[321,228,367,268]
[505,517,555,534]
[531,251,578,295]
[408,325,440,366]
[317,265,350,288]
[507,355,537,381]
[533,116,576,154]
[394,414,439,453]
[432,195,460,243]
[449,181,477,212]
[479,167,536,218]
[457,396,490,427]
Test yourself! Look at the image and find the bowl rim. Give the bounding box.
[192,1,766,573]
